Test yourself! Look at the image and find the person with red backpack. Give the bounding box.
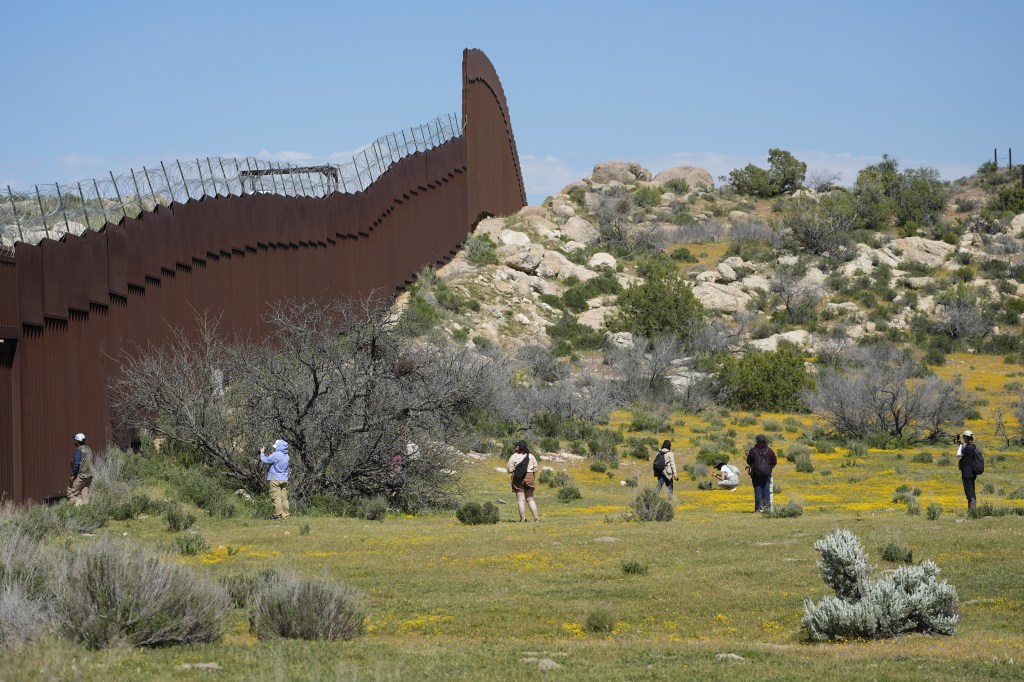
[746,434,777,512]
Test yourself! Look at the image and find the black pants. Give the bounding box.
[961,473,976,509]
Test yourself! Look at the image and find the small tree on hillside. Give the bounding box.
[709,341,813,411]
[729,149,807,198]
[607,263,706,341]
[783,193,856,260]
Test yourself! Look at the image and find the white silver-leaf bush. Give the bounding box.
[802,530,958,641]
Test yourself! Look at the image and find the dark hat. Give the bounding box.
[514,440,528,451]
[755,434,767,445]
[713,461,726,469]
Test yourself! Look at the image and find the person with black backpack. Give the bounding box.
[507,441,540,522]
[745,434,777,513]
[957,430,983,510]
[653,440,677,501]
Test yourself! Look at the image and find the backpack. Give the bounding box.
[513,453,531,480]
[751,448,773,478]
[653,450,666,477]
[969,445,985,476]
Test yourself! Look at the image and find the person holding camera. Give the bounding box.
[259,439,290,520]
[653,440,678,502]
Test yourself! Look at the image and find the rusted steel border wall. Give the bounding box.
[0,49,524,503]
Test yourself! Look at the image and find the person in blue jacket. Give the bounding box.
[259,439,290,519]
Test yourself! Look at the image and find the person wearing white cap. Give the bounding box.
[67,433,94,506]
[956,430,982,510]
[259,439,291,519]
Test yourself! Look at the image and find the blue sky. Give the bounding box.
[1,0,1020,205]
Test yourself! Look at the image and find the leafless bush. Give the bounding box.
[113,296,512,508]
[783,195,855,259]
[249,572,364,641]
[769,265,824,324]
[605,335,682,401]
[54,537,229,648]
[0,585,54,648]
[933,285,991,340]
[805,345,970,442]
[806,169,842,192]
[730,219,780,246]
[659,222,728,243]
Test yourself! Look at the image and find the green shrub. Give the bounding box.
[880,542,913,563]
[465,232,499,266]
[360,496,389,521]
[621,560,649,575]
[906,500,921,516]
[590,461,608,474]
[729,149,807,198]
[174,533,210,556]
[911,452,934,464]
[165,505,196,533]
[670,245,698,262]
[249,573,364,641]
[455,502,500,525]
[711,342,813,411]
[299,523,311,536]
[697,480,714,491]
[629,488,674,522]
[57,538,229,648]
[607,266,706,340]
[628,411,669,432]
[109,493,154,521]
[662,178,690,195]
[546,312,608,355]
[220,568,281,608]
[795,454,815,473]
[634,185,664,208]
[539,436,560,452]
[557,485,582,502]
[927,503,943,520]
[763,501,803,518]
[584,604,619,633]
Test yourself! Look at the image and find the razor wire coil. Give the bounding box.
[1,112,462,249]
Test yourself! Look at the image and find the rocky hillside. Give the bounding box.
[400,158,1024,389]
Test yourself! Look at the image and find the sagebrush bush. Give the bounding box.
[794,454,815,473]
[174,533,211,556]
[927,503,943,520]
[911,452,934,464]
[762,501,803,518]
[557,485,582,502]
[249,573,364,641]
[361,496,389,521]
[109,493,154,521]
[880,542,913,564]
[802,529,958,641]
[584,604,618,634]
[220,569,281,608]
[455,502,500,525]
[629,488,674,522]
[621,560,648,575]
[590,461,608,474]
[165,505,196,533]
[697,480,714,491]
[0,584,55,649]
[55,538,229,648]
[0,530,56,600]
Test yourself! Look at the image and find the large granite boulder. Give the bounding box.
[652,166,715,191]
[561,216,600,244]
[591,160,652,184]
[692,282,752,313]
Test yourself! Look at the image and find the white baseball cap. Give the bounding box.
[962,430,973,438]
[74,433,86,442]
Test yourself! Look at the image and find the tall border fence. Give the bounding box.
[0,48,526,503]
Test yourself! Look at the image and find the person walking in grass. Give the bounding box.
[259,439,290,520]
[67,433,94,506]
[746,434,777,512]
[507,440,539,522]
[713,461,740,490]
[653,440,677,501]
[957,429,983,510]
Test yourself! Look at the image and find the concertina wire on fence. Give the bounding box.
[0,112,462,249]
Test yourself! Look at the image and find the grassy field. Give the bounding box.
[4,354,1024,681]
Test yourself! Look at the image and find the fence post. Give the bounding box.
[7,186,24,243]
[109,171,129,222]
[218,158,231,195]
[242,158,256,194]
[195,158,208,197]
[53,183,71,234]
[77,183,91,231]
[352,156,364,191]
[142,167,159,207]
[995,148,998,166]
[92,178,109,226]
[339,166,348,193]
[362,150,374,185]
[206,158,219,196]
[176,160,191,200]
[34,186,50,239]
[1010,148,1013,170]
[160,162,175,203]
[130,169,146,215]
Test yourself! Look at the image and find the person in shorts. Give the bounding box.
[507,440,539,522]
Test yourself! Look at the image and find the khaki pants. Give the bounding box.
[67,475,92,506]
[269,480,290,519]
